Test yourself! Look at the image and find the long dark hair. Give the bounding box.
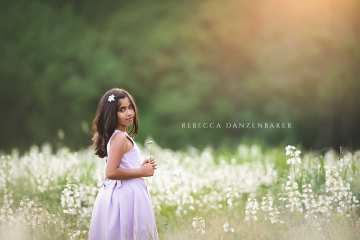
[91,88,139,158]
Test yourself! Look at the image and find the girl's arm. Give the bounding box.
[105,132,153,180]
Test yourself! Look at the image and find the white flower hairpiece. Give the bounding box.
[107,94,116,103]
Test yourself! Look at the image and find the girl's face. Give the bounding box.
[116,97,135,130]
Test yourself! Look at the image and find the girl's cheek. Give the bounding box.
[118,113,125,120]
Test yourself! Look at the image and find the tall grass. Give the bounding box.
[0,143,359,239]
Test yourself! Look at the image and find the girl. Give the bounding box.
[88,88,159,240]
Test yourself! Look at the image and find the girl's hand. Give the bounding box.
[141,163,155,177]
[142,159,157,170]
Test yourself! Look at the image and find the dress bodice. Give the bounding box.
[103,129,144,189]
[106,129,143,169]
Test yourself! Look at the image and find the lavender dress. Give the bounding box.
[88,130,159,240]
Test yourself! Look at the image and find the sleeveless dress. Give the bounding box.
[88,130,159,240]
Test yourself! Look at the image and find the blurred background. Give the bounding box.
[1,0,359,153]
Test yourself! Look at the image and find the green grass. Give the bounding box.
[0,143,359,239]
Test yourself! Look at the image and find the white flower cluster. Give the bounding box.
[279,177,303,213]
[145,144,276,217]
[260,193,282,224]
[61,183,98,218]
[0,189,62,236]
[244,195,259,222]
[244,145,360,226]
[60,183,98,239]
[0,189,14,225]
[325,166,359,216]
[222,221,235,233]
[191,216,206,234]
[285,145,301,165]
[0,145,101,239]
[1,141,359,237]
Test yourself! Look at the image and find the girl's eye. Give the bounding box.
[118,105,133,112]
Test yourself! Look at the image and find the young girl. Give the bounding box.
[88,88,159,240]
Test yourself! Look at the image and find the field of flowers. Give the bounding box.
[0,141,359,240]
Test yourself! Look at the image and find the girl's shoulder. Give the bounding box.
[108,130,134,151]
[109,130,127,146]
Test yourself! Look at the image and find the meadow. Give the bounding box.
[0,142,359,240]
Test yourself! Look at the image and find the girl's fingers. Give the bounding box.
[145,160,157,169]
[144,159,155,164]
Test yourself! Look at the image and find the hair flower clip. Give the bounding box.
[107,94,116,103]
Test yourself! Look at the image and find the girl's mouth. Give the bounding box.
[127,117,134,121]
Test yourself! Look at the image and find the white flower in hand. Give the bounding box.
[142,159,157,169]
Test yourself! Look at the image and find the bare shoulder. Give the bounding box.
[110,131,135,154]
[106,132,129,177]
[109,131,128,152]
